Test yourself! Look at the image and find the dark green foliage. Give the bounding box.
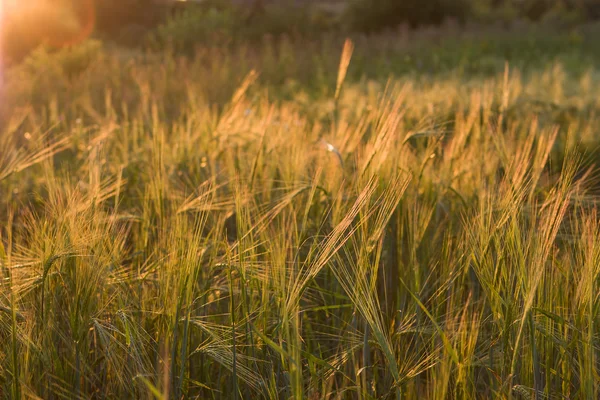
[489,0,600,21]
[344,0,600,33]
[151,0,338,52]
[582,0,600,18]
[94,0,168,34]
[345,0,472,32]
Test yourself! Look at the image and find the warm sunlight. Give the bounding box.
[0,0,5,104]
[2,0,94,55]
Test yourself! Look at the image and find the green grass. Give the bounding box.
[1,25,600,399]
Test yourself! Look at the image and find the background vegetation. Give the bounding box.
[1,1,600,399]
[4,0,600,63]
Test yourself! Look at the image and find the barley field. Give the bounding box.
[1,27,600,399]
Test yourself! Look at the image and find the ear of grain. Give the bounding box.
[335,39,354,103]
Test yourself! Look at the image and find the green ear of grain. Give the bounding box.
[135,376,166,400]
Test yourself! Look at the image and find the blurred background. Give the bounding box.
[2,0,600,63]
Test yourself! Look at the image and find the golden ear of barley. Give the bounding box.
[335,39,354,103]
[231,70,259,106]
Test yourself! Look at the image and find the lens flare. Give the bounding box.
[3,0,95,51]
[0,0,5,109]
[48,0,96,47]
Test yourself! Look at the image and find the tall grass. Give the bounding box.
[1,28,600,399]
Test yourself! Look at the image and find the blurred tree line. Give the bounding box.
[92,0,600,30]
[3,0,600,63]
[94,0,600,47]
[92,0,600,38]
[92,0,600,40]
[345,0,600,32]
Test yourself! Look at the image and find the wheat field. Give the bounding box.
[1,28,600,399]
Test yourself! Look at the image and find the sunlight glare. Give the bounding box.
[3,0,95,49]
[0,0,4,107]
